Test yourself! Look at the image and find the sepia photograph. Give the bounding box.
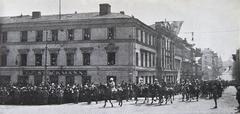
[0,0,239,114]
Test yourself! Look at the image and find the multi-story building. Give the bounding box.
[153,22,177,83]
[232,48,240,81]
[0,4,158,86]
[201,48,221,80]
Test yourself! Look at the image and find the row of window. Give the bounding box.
[0,27,115,43]
[136,29,155,46]
[0,52,116,66]
[136,50,155,67]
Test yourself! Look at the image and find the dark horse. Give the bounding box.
[132,84,149,104]
[158,86,174,105]
[188,84,200,102]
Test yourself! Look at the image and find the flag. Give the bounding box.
[170,21,184,35]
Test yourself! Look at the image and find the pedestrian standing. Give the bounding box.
[236,85,240,112]
[212,81,219,109]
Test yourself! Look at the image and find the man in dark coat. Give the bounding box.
[236,85,240,112]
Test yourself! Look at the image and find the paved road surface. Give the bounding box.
[0,86,239,114]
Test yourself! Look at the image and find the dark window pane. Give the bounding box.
[83,53,90,65]
[68,29,74,41]
[66,53,74,66]
[50,53,58,66]
[51,30,58,41]
[136,52,139,66]
[107,52,115,65]
[35,54,42,66]
[83,28,91,40]
[20,54,27,66]
[2,32,7,43]
[36,30,43,42]
[21,31,28,42]
[107,27,115,39]
[0,54,7,66]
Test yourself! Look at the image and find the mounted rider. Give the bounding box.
[108,78,117,92]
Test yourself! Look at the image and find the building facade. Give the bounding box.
[0,4,157,86]
[201,48,221,80]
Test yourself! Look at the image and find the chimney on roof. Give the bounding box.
[32,11,41,19]
[120,11,125,15]
[99,3,111,15]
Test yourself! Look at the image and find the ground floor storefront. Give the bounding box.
[0,66,157,85]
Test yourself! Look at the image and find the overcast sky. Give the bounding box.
[0,0,239,61]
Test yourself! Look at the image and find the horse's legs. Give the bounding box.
[165,95,168,104]
[109,99,113,107]
[135,96,138,104]
[103,99,107,108]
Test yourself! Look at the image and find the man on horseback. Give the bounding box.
[108,78,117,92]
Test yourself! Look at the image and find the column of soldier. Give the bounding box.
[0,79,229,106]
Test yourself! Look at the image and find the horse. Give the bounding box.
[181,84,190,102]
[132,84,149,104]
[99,84,123,108]
[188,84,200,101]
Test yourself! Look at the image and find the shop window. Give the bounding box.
[106,76,117,83]
[34,75,43,86]
[82,76,91,85]
[50,75,58,84]
[66,76,74,86]
[18,75,29,86]
[0,76,10,86]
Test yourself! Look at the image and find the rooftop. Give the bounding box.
[0,12,131,24]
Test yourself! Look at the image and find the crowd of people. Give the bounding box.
[0,78,230,107]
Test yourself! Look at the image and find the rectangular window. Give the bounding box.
[149,53,151,67]
[107,52,116,65]
[66,76,75,86]
[145,52,148,67]
[36,30,43,42]
[51,30,58,41]
[149,35,152,45]
[2,32,7,43]
[21,31,28,42]
[66,53,74,66]
[68,29,74,41]
[145,33,148,45]
[34,75,42,86]
[107,27,115,39]
[136,52,139,66]
[141,52,144,67]
[140,31,143,42]
[35,54,42,66]
[83,28,91,40]
[50,53,58,66]
[83,53,90,65]
[20,54,27,66]
[153,53,155,67]
[0,54,7,66]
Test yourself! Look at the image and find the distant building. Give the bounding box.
[201,48,221,80]
[232,48,240,81]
